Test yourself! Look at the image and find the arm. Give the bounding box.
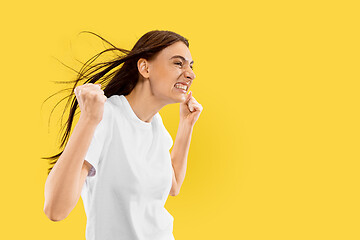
[43,116,98,221]
[170,90,203,196]
[169,120,193,196]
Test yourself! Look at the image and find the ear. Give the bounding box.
[137,58,150,79]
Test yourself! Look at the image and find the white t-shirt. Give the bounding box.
[81,94,175,240]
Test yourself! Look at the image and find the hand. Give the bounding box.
[74,83,107,125]
[180,91,203,126]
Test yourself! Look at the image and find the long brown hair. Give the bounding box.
[42,30,189,175]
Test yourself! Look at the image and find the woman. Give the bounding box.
[43,30,203,240]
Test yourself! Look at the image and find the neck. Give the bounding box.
[124,80,168,123]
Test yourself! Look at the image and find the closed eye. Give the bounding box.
[175,62,193,70]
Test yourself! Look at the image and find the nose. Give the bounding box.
[184,67,195,81]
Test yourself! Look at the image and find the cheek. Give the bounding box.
[153,68,177,84]
[149,64,179,93]
[150,76,171,94]
[150,64,170,81]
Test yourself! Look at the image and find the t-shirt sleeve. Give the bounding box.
[164,127,173,150]
[157,113,173,150]
[84,100,112,177]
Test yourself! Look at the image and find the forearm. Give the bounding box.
[170,120,193,193]
[44,116,98,221]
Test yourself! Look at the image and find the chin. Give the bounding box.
[167,86,188,104]
[174,92,188,103]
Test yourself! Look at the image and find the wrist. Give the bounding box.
[79,115,100,128]
[179,118,194,130]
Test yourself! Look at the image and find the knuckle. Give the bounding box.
[87,91,96,97]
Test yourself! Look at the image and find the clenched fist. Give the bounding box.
[74,83,107,125]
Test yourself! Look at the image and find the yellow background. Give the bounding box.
[1,0,359,239]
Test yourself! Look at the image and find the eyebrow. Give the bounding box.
[169,55,194,65]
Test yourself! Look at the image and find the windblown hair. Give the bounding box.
[42,30,189,175]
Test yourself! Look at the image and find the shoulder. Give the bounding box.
[103,95,120,118]
[101,100,113,123]
[101,95,126,127]
[156,112,165,124]
[96,96,117,130]
[104,95,118,109]
[106,95,121,109]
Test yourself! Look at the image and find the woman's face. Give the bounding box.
[144,41,196,103]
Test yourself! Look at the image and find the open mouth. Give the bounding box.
[174,83,188,91]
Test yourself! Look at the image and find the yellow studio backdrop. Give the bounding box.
[0,0,359,239]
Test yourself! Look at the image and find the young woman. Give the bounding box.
[43,30,203,240]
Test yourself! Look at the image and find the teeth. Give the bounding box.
[175,83,188,91]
